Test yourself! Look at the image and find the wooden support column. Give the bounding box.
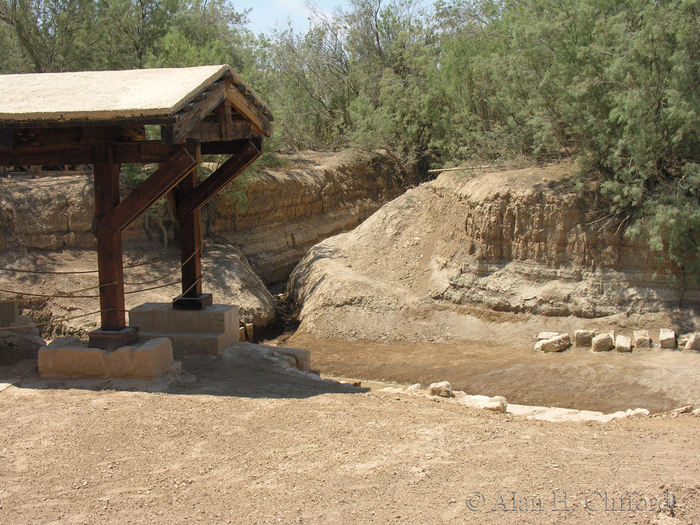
[88,145,139,350]
[171,139,262,311]
[173,149,212,311]
[173,168,210,310]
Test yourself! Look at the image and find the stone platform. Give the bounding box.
[38,337,179,380]
[129,303,239,355]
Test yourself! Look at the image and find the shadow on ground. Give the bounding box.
[0,343,369,400]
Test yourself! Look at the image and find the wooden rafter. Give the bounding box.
[95,145,199,238]
[176,138,262,221]
[225,82,271,136]
[162,81,227,144]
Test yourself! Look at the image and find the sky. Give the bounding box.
[236,0,343,35]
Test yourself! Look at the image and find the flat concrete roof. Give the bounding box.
[0,65,262,122]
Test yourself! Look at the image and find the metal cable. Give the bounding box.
[0,253,180,275]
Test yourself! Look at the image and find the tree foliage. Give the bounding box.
[2,0,700,293]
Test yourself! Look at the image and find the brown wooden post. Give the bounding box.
[88,144,139,349]
[173,145,211,310]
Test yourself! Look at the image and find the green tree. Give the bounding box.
[145,0,252,68]
[0,0,98,72]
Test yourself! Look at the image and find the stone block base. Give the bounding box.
[129,303,239,355]
[137,331,236,355]
[38,337,179,380]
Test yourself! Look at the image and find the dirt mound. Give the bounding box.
[287,163,700,342]
[0,240,275,338]
[211,150,411,283]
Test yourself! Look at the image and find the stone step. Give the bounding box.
[138,329,237,356]
[129,303,238,335]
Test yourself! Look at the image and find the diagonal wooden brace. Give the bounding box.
[176,138,261,222]
[95,145,199,238]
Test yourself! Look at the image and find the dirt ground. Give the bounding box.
[1,344,700,525]
[2,159,700,523]
[285,333,700,415]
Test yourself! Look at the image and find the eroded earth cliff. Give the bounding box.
[287,163,700,342]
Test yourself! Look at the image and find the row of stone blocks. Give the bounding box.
[536,329,700,353]
[37,303,240,380]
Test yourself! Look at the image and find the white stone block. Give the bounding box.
[659,329,677,349]
[615,335,632,353]
[457,395,508,413]
[592,333,613,352]
[428,381,453,397]
[275,347,311,372]
[104,346,135,377]
[684,332,700,351]
[574,330,596,347]
[539,333,571,353]
[633,330,651,348]
[131,337,174,379]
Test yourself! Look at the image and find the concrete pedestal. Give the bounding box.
[129,303,239,355]
[38,337,179,380]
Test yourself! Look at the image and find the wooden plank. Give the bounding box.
[176,169,203,299]
[0,141,199,166]
[216,99,234,141]
[0,144,93,165]
[92,145,126,331]
[95,145,198,238]
[166,82,227,144]
[8,126,146,148]
[186,120,252,142]
[0,127,13,149]
[224,82,272,137]
[176,139,262,221]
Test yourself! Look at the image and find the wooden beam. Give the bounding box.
[176,139,262,222]
[0,144,93,165]
[225,82,272,137]
[175,169,204,301]
[1,116,175,129]
[165,81,227,144]
[95,145,199,238]
[200,139,253,155]
[113,142,199,164]
[0,141,198,166]
[0,127,13,149]
[92,145,126,332]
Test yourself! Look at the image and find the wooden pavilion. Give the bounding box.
[0,65,272,350]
